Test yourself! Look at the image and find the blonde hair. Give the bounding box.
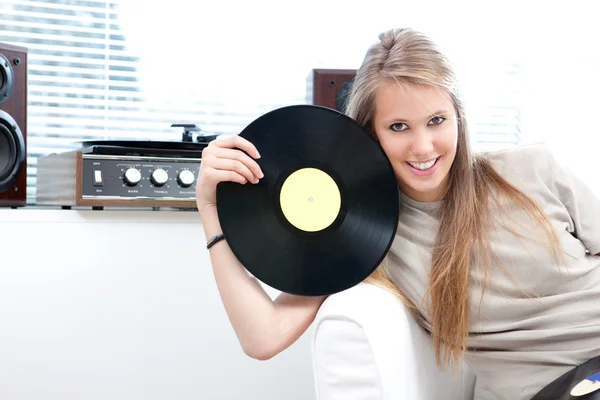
[345,28,561,368]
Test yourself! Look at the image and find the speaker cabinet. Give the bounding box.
[0,42,27,208]
[307,69,356,113]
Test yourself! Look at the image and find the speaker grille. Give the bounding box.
[0,110,24,192]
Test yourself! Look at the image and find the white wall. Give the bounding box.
[499,2,600,197]
[519,52,600,198]
[0,209,315,400]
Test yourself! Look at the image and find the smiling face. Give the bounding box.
[372,81,458,202]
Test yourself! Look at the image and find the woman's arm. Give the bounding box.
[201,205,326,360]
[196,136,326,360]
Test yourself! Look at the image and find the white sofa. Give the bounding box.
[311,282,477,399]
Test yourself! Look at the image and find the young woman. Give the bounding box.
[195,27,600,400]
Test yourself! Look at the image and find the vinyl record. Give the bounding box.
[531,356,600,400]
[216,104,399,296]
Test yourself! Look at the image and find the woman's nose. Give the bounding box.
[411,131,434,157]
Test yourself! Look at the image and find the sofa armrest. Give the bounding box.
[311,282,476,400]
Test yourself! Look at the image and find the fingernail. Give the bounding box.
[258,170,264,178]
[255,151,261,158]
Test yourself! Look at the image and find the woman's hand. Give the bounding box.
[195,135,264,213]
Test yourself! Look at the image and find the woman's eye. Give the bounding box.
[428,116,445,126]
[390,123,407,132]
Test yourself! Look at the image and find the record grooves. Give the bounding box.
[216,105,400,296]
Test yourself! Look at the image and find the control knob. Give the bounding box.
[177,170,195,188]
[151,168,169,186]
[123,167,141,186]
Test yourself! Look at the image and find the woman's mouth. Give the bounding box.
[406,156,440,175]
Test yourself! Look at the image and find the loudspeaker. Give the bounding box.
[0,42,27,208]
[307,69,356,113]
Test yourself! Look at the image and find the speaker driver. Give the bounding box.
[0,110,25,193]
[0,53,14,105]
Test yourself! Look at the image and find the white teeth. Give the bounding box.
[408,158,437,170]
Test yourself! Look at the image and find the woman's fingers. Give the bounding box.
[211,135,261,159]
[211,147,263,182]
[206,157,258,184]
[202,167,249,185]
[198,134,264,188]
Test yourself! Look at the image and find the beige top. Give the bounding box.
[387,143,600,400]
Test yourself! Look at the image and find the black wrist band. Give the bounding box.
[207,233,225,249]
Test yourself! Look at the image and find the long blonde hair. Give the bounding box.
[345,28,561,368]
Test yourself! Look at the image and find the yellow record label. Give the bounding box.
[279,167,341,232]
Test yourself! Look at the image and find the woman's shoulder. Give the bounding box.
[480,142,554,164]
[478,142,558,186]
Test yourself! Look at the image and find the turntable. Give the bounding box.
[36,126,218,210]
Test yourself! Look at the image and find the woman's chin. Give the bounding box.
[400,178,446,202]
